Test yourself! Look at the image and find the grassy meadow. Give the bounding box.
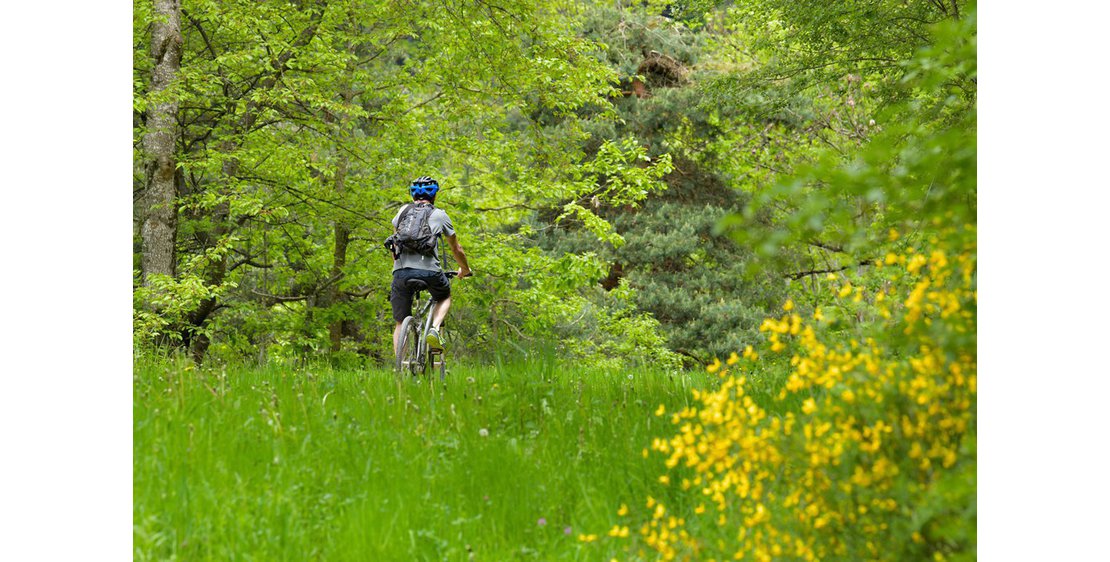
[134,357,784,560]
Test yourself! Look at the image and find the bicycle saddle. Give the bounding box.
[404,278,429,292]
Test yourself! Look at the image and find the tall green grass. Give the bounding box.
[134,356,734,560]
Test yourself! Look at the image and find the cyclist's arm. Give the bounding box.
[445,233,472,278]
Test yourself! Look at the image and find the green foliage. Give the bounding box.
[538,191,787,363]
[702,0,969,113]
[911,433,977,562]
[449,237,681,370]
[719,4,976,276]
[556,137,675,247]
[614,201,783,358]
[553,280,683,372]
[133,272,225,346]
[134,0,682,367]
[529,6,794,364]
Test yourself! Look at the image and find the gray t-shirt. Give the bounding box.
[391,203,455,272]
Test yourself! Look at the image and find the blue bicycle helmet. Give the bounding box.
[409,176,439,201]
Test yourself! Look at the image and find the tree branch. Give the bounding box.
[251,289,310,303]
[182,9,219,60]
[807,240,847,253]
[473,203,543,212]
[785,259,873,281]
[229,256,273,272]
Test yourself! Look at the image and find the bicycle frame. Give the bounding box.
[414,292,436,362]
[397,272,454,380]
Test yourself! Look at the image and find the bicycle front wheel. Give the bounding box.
[395,316,420,375]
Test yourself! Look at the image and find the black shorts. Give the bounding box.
[390,268,451,322]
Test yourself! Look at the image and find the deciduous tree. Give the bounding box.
[139,0,182,285]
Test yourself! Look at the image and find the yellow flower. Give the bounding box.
[742,345,758,360]
[907,253,928,274]
[578,533,598,543]
[783,299,794,311]
[802,398,817,414]
[838,284,853,298]
[942,449,957,468]
[707,358,721,374]
[655,404,666,417]
[727,352,740,365]
[618,503,629,516]
[608,525,630,538]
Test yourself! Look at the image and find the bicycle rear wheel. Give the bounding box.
[395,316,421,375]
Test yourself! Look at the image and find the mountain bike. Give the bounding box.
[395,271,457,380]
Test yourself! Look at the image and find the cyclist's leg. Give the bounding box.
[432,297,451,330]
[390,271,416,356]
[426,271,453,330]
[393,321,404,355]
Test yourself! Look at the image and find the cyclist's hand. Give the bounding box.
[456,267,473,279]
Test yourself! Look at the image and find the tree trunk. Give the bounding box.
[327,153,351,353]
[327,61,356,353]
[140,0,182,284]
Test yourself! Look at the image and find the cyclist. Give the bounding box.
[388,176,472,358]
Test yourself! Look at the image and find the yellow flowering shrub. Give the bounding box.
[595,8,977,560]
[609,230,976,561]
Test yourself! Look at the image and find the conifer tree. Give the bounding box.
[532,6,789,363]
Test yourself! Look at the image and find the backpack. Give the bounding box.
[391,202,439,256]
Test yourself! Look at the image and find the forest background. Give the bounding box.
[132,0,972,372]
[5,0,1110,560]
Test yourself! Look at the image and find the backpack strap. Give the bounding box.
[397,203,421,226]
